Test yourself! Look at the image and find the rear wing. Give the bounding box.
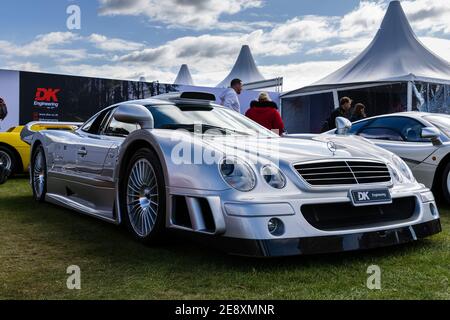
[20,122,83,145]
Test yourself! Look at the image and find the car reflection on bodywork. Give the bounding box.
[20,94,441,257]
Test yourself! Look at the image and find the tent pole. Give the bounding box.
[407,81,413,111]
[333,90,339,109]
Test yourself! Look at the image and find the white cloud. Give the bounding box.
[337,0,450,38]
[260,61,348,91]
[0,32,85,60]
[3,61,41,73]
[306,38,372,57]
[420,36,450,62]
[339,1,386,38]
[97,0,264,30]
[115,30,298,73]
[2,1,449,93]
[402,0,450,35]
[268,16,339,43]
[56,63,177,84]
[88,33,145,51]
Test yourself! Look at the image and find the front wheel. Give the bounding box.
[442,162,450,205]
[31,145,47,202]
[120,148,166,244]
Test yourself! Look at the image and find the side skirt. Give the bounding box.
[46,193,118,224]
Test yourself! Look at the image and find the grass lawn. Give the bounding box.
[0,178,449,300]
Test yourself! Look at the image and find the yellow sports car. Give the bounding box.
[0,124,78,175]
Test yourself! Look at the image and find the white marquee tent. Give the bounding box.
[174,64,194,86]
[281,0,450,134]
[217,45,265,88]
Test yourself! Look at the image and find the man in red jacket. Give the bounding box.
[245,92,284,135]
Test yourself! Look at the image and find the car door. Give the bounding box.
[50,107,119,216]
[54,109,111,178]
[75,108,117,182]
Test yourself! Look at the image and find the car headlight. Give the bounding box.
[388,164,403,184]
[392,155,415,183]
[220,157,256,192]
[261,165,286,189]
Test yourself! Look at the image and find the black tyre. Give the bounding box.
[120,148,166,244]
[31,145,47,202]
[442,162,450,205]
[0,146,18,175]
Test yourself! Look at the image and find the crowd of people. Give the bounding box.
[219,78,285,135]
[219,78,368,136]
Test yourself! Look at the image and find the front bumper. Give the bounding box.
[215,219,442,257]
[169,185,442,257]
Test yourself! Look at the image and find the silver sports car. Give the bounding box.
[326,112,450,204]
[21,93,441,257]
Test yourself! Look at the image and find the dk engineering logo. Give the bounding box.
[34,88,61,109]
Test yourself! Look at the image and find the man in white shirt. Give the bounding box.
[220,79,243,113]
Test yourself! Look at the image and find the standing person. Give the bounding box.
[257,92,278,109]
[350,103,367,122]
[0,97,8,131]
[245,92,284,135]
[220,79,243,113]
[321,97,352,132]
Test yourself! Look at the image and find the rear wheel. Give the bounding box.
[31,145,47,202]
[442,162,450,205]
[0,146,17,175]
[120,148,166,244]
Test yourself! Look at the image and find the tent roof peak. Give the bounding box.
[216,45,265,88]
[290,0,450,94]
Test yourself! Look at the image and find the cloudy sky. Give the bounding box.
[0,0,449,91]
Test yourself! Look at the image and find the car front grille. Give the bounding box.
[301,197,417,231]
[294,160,391,186]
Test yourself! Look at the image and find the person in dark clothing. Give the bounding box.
[350,103,367,122]
[321,97,352,132]
[0,97,8,131]
[246,93,284,135]
[0,97,7,121]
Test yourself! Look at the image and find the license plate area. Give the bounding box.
[350,189,392,207]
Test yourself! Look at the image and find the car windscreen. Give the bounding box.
[424,116,450,138]
[145,104,278,137]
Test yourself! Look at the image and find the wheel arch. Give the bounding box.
[31,140,43,156]
[0,142,23,174]
[30,140,45,168]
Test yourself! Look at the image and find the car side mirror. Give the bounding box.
[113,104,154,130]
[421,127,442,146]
[336,117,352,135]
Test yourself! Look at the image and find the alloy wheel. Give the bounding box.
[33,149,46,199]
[0,150,12,171]
[126,158,159,237]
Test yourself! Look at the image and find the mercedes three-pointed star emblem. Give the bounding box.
[327,141,337,156]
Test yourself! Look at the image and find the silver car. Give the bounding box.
[21,94,441,257]
[326,112,450,204]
